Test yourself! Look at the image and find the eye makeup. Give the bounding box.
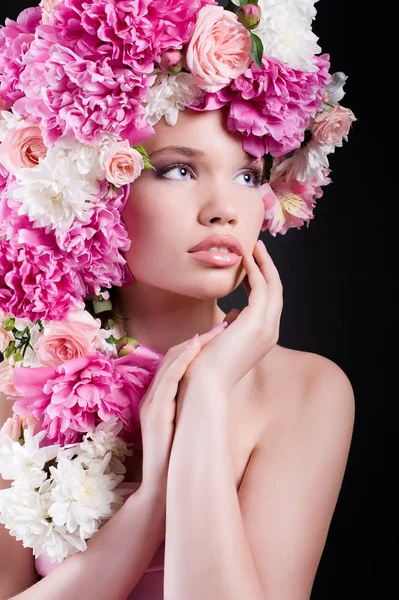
[152,161,264,187]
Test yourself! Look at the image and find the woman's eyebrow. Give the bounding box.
[149,146,205,159]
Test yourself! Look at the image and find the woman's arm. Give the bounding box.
[9,485,166,600]
[0,392,166,600]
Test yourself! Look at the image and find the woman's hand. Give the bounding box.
[137,322,228,496]
[182,240,283,397]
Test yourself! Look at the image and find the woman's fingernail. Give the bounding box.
[210,322,228,333]
[185,333,199,348]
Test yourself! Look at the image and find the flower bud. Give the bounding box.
[236,4,261,31]
[117,336,140,357]
[158,49,184,74]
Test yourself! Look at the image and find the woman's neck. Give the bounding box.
[112,283,226,356]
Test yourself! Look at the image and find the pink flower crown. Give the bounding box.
[0,0,356,445]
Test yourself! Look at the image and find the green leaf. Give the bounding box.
[134,145,155,171]
[240,0,259,4]
[250,32,264,69]
[105,335,119,345]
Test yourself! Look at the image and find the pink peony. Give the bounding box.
[49,0,216,73]
[312,103,357,147]
[0,123,47,173]
[14,41,155,147]
[0,7,42,108]
[0,236,84,322]
[12,346,163,445]
[185,5,252,93]
[58,190,133,296]
[192,54,331,159]
[101,142,144,187]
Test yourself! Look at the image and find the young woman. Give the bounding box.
[0,1,356,599]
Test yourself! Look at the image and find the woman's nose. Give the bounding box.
[197,183,239,226]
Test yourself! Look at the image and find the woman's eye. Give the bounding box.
[235,171,262,187]
[161,165,192,180]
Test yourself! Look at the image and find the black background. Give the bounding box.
[0,2,383,599]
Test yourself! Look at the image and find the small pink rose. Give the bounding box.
[185,5,252,93]
[0,325,14,353]
[34,311,102,367]
[312,104,357,147]
[0,124,47,173]
[159,49,184,74]
[101,141,145,187]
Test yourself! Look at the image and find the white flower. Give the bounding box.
[48,453,124,537]
[55,135,105,180]
[144,71,205,127]
[324,71,348,106]
[79,421,133,475]
[273,138,331,183]
[0,109,22,142]
[0,429,59,484]
[0,481,85,562]
[9,147,101,236]
[252,0,321,72]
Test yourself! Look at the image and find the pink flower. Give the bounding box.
[12,346,163,445]
[0,362,20,396]
[101,142,144,187]
[0,123,47,173]
[261,171,331,236]
[0,236,84,322]
[185,5,252,93]
[58,190,133,296]
[312,103,357,147]
[192,54,331,159]
[0,413,38,441]
[0,7,42,108]
[34,310,103,367]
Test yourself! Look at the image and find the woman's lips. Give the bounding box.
[188,250,241,266]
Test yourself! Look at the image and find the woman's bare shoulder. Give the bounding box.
[258,343,355,423]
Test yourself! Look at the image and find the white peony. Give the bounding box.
[241,0,321,72]
[48,453,124,537]
[0,109,22,142]
[144,71,205,127]
[9,146,101,236]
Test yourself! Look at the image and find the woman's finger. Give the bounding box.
[252,241,283,318]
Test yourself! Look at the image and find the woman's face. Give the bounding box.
[122,108,265,300]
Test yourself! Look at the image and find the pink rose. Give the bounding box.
[185,5,252,93]
[0,124,47,173]
[40,0,62,24]
[101,141,145,187]
[0,325,14,353]
[312,104,357,147]
[34,309,102,367]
